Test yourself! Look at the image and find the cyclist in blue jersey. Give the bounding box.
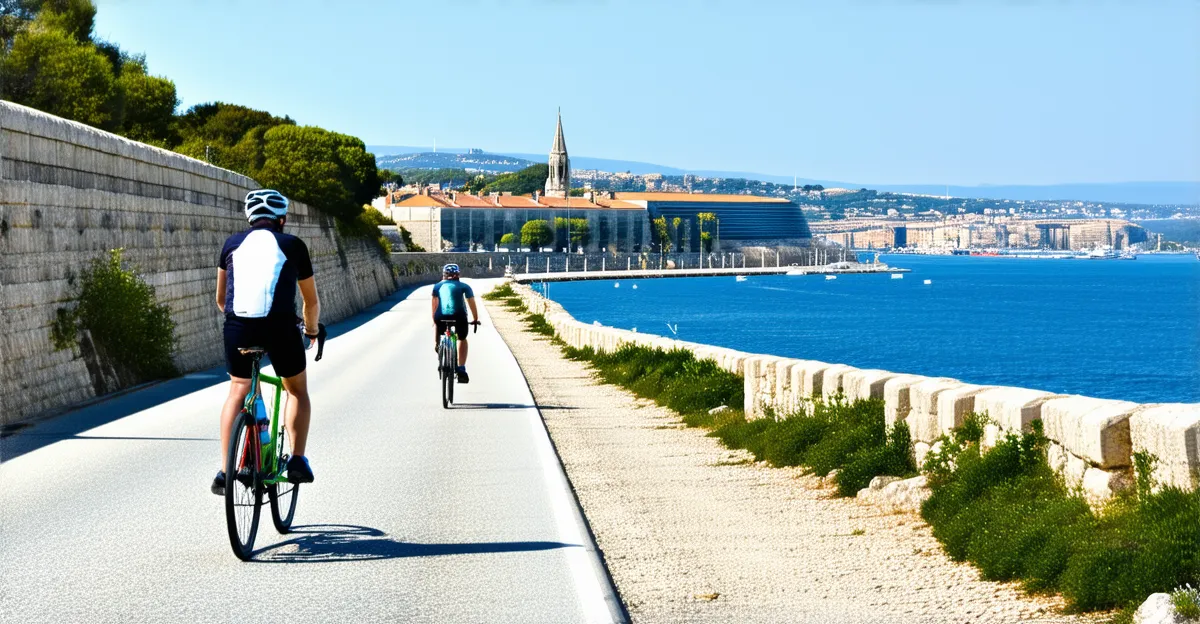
[432,264,480,383]
[211,190,321,496]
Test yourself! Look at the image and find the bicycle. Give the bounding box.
[436,319,479,409]
[224,323,326,561]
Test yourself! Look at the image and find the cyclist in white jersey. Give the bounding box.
[211,190,320,495]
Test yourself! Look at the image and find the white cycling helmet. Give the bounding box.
[245,189,289,222]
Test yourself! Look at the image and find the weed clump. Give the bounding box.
[921,419,1200,612]
[1173,585,1200,620]
[482,283,516,301]
[562,343,914,496]
[524,314,555,336]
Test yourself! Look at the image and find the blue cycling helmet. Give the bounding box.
[245,189,288,223]
[443,263,460,276]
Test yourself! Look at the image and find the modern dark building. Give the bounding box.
[615,192,811,251]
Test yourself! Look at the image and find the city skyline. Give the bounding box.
[93,0,1200,186]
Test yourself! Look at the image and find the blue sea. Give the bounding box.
[536,254,1200,404]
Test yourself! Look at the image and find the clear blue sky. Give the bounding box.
[93,0,1199,185]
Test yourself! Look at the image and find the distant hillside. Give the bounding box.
[368,145,1199,205]
[375,150,537,174]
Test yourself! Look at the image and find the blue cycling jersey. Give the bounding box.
[433,280,474,317]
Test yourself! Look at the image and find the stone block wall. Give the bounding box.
[505,281,1200,498]
[1,102,397,424]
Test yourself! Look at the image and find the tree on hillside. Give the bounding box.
[173,102,293,171]
[482,164,550,195]
[256,125,381,222]
[1,0,95,45]
[0,16,117,127]
[1,1,178,141]
[521,220,553,252]
[117,58,178,145]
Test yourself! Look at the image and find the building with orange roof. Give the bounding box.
[379,111,809,252]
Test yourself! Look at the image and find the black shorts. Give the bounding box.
[224,315,307,379]
[434,314,469,342]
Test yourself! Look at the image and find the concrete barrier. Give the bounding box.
[1041,396,1137,469]
[820,364,859,402]
[909,379,965,443]
[935,384,994,437]
[504,281,1199,495]
[883,375,932,429]
[1129,403,1200,491]
[974,387,1063,449]
[843,369,899,403]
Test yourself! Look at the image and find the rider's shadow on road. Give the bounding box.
[254,524,578,563]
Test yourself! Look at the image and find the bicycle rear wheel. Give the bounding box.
[449,345,456,404]
[441,340,453,408]
[269,424,299,534]
[225,411,262,560]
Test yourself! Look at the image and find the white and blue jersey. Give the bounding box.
[218,222,314,320]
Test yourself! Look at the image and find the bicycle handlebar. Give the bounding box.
[314,323,327,362]
[471,320,481,334]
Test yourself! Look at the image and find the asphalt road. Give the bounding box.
[0,280,624,623]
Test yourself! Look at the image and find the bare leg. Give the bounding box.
[458,337,469,367]
[281,371,311,458]
[220,377,252,468]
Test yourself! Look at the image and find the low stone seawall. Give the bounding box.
[507,281,1200,499]
[1,102,397,424]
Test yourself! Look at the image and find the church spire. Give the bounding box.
[551,108,568,155]
[545,108,570,197]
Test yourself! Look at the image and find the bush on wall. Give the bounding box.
[53,249,177,382]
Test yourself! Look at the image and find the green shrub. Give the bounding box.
[921,419,1200,612]
[361,206,394,226]
[59,249,177,382]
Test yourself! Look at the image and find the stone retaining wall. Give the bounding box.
[1,102,397,424]
[506,281,1200,499]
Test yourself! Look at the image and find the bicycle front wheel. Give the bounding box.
[269,425,299,534]
[225,411,262,560]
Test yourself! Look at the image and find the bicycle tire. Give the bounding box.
[449,344,456,405]
[442,343,452,408]
[268,425,299,534]
[224,410,262,561]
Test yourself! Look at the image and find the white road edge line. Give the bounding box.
[476,285,629,624]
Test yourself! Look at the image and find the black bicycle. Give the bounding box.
[437,319,479,409]
[224,323,326,561]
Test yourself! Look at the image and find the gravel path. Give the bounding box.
[489,300,1101,624]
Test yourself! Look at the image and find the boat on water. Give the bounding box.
[825,275,837,281]
[891,273,904,279]
[735,275,748,282]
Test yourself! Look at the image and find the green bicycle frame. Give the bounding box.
[244,363,288,486]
